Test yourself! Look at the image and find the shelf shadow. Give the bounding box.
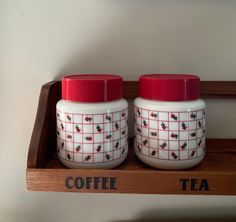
[111,206,236,222]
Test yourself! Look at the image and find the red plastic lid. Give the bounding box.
[62,74,123,102]
[139,74,200,101]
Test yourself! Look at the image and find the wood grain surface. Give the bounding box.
[26,168,236,194]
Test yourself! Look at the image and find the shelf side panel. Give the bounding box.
[27,81,61,168]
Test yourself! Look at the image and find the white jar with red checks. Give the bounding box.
[134,74,206,170]
[56,74,128,168]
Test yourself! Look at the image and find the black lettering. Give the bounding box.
[94,177,100,189]
[191,179,198,191]
[65,176,118,190]
[74,176,84,189]
[199,179,209,191]
[65,176,73,189]
[180,178,189,191]
[102,177,109,190]
[110,177,117,190]
[86,177,92,189]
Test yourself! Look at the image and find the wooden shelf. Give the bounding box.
[26,81,236,194]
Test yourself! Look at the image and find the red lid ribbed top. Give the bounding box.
[139,74,200,101]
[62,74,123,102]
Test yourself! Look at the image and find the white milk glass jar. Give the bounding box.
[56,74,128,169]
[134,74,206,170]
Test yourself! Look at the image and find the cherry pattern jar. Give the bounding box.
[57,74,128,168]
[134,74,206,170]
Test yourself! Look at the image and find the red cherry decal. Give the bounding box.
[151,132,157,137]
[105,116,111,121]
[181,142,187,149]
[191,151,195,157]
[190,113,196,119]
[143,140,148,145]
[96,145,102,152]
[67,153,71,160]
[151,150,156,156]
[85,155,91,161]
[75,125,80,133]
[96,125,102,133]
[106,154,110,160]
[76,145,81,152]
[198,139,202,147]
[171,114,177,120]
[115,123,119,130]
[143,120,147,127]
[137,145,141,152]
[160,142,167,149]
[171,152,178,159]
[85,136,92,141]
[106,134,112,140]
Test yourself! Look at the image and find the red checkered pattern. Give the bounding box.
[134,106,206,161]
[56,109,128,164]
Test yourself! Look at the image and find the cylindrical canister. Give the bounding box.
[56,74,128,168]
[134,74,206,170]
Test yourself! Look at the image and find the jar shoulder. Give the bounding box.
[57,98,128,113]
[134,97,206,111]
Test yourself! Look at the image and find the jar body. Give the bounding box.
[134,97,206,170]
[56,99,128,168]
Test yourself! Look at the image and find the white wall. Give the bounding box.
[1,0,236,221]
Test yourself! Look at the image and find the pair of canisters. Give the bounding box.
[56,74,206,170]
